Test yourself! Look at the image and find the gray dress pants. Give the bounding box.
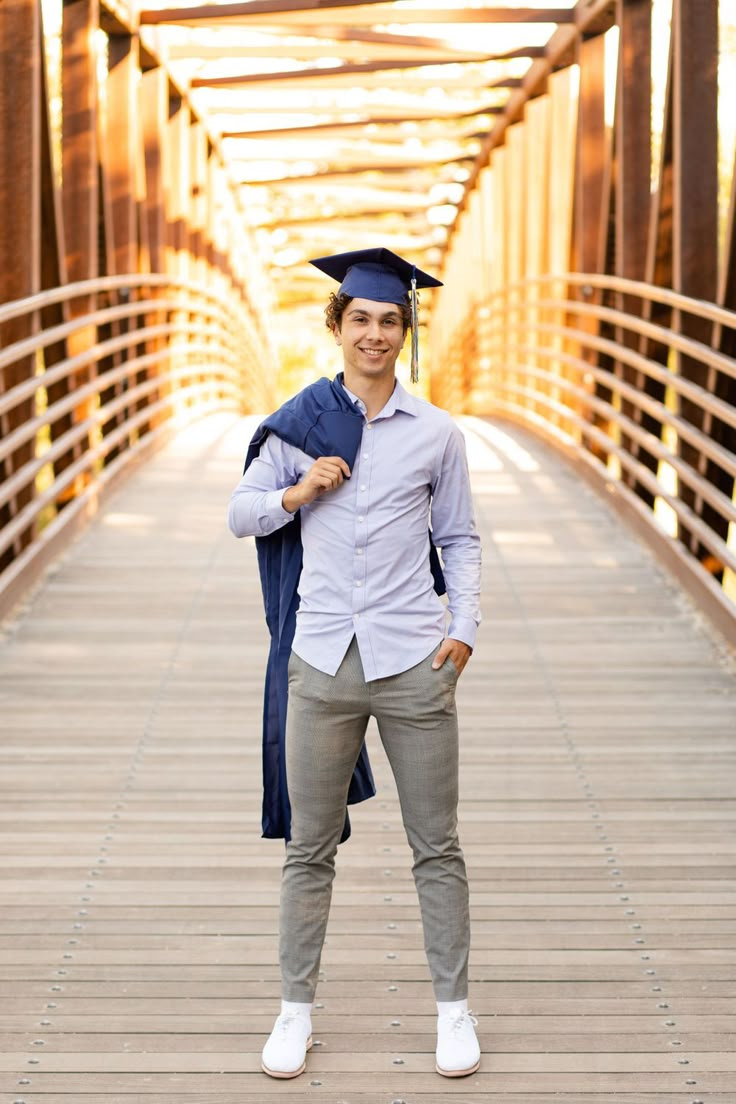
[280,637,470,1002]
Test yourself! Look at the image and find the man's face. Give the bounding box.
[333,297,407,379]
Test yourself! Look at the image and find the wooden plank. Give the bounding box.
[1,1070,735,1092]
[1,1010,734,1031]
[1,960,733,979]
[3,974,736,995]
[2,1027,735,1051]
[3,1097,734,1104]
[3,1048,736,1073]
[4,1097,733,1104]
[1,986,736,1011]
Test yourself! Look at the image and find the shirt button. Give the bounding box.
[355,580,362,587]
[354,612,360,619]
[358,515,364,522]
[363,453,369,459]
[365,424,373,431]
[360,484,366,491]
[356,548,363,556]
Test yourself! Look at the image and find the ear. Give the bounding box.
[332,323,342,346]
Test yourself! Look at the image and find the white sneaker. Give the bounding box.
[261,1009,313,1079]
[435,1008,480,1077]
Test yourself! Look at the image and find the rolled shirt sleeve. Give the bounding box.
[228,435,303,538]
[430,423,482,650]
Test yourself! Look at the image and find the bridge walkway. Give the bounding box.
[0,414,734,1102]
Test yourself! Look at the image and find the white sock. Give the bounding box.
[281,999,313,1019]
[437,998,468,1017]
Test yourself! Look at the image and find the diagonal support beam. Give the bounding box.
[170,37,546,61]
[236,156,472,184]
[192,58,523,87]
[258,206,433,226]
[221,105,503,138]
[250,27,546,53]
[141,2,575,25]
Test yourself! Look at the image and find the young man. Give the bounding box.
[228,248,482,1080]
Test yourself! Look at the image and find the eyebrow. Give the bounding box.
[347,307,402,320]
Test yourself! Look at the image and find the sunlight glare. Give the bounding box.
[461,418,540,472]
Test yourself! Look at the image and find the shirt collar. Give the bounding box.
[339,375,419,421]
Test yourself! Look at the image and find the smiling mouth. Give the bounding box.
[359,347,388,357]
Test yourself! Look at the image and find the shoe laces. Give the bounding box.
[444,1008,478,1035]
[277,1009,307,1034]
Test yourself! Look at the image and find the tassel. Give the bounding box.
[410,268,419,383]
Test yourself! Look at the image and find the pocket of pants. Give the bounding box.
[440,654,459,680]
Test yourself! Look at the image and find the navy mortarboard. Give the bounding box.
[309,247,443,383]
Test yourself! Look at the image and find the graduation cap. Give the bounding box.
[309,247,442,383]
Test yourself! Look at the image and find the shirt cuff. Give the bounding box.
[447,614,479,651]
[262,488,295,526]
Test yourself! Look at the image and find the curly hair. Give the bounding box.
[325,292,412,334]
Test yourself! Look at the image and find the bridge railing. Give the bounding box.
[0,275,272,618]
[441,273,736,641]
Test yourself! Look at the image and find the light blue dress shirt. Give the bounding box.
[228,380,481,681]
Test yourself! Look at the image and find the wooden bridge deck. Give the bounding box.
[0,412,734,1103]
